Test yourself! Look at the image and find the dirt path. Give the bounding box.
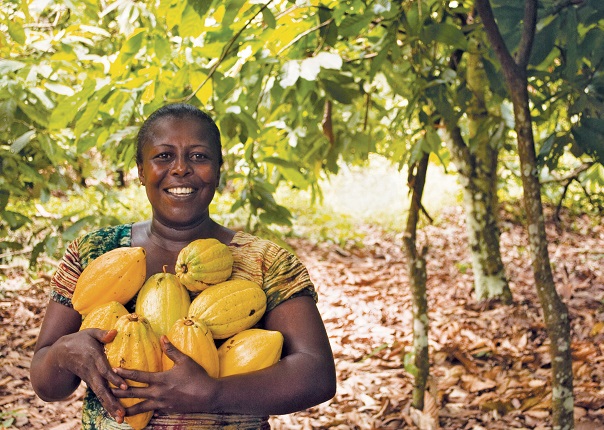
[1,208,603,429]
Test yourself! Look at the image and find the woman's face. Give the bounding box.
[137,116,221,229]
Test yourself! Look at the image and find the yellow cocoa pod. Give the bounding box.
[218,329,283,377]
[163,317,219,378]
[135,266,191,337]
[175,238,233,292]
[79,301,128,331]
[188,279,267,339]
[72,247,146,316]
[105,313,162,430]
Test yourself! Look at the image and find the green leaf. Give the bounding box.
[0,190,9,212]
[421,23,467,50]
[0,99,17,131]
[579,27,604,65]
[63,215,97,241]
[7,20,26,45]
[110,29,147,77]
[74,86,112,139]
[122,28,146,54]
[530,15,559,67]
[44,83,76,96]
[262,8,276,29]
[263,157,309,188]
[10,130,35,153]
[163,0,187,30]
[154,34,172,63]
[118,95,136,124]
[187,0,213,19]
[562,7,578,78]
[3,210,31,229]
[339,13,373,38]
[0,60,26,74]
[571,118,604,163]
[48,80,96,130]
[180,3,204,38]
[322,79,355,104]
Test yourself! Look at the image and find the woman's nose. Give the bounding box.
[171,156,192,175]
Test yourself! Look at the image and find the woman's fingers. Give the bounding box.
[160,335,187,364]
[66,329,128,418]
[113,366,162,385]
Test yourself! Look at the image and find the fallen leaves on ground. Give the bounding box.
[1,207,603,429]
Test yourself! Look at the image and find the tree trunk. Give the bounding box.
[442,35,512,304]
[402,152,430,410]
[475,0,574,428]
[443,123,512,303]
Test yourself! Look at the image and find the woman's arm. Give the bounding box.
[30,300,128,421]
[113,295,337,416]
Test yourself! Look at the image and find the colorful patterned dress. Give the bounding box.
[50,224,317,430]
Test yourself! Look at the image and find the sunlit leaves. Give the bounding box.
[110,28,146,77]
[280,52,343,87]
[7,20,26,45]
[572,118,604,164]
[2,0,601,262]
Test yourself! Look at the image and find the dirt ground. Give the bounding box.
[1,206,603,429]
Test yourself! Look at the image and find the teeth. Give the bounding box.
[167,187,194,195]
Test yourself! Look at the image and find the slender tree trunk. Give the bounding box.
[402,152,430,410]
[442,36,512,304]
[475,0,574,428]
[465,39,512,303]
[443,123,512,303]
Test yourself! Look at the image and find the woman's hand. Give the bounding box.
[111,336,217,416]
[30,301,128,423]
[61,328,129,419]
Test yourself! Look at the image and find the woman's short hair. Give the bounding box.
[136,103,223,166]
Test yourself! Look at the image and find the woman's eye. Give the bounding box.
[192,153,208,161]
[156,152,171,159]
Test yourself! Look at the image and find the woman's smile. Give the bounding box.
[165,187,196,196]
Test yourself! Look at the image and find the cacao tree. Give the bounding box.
[0,0,353,259]
[475,0,580,428]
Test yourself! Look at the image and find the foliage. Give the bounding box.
[0,0,602,266]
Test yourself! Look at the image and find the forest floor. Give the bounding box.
[1,206,603,430]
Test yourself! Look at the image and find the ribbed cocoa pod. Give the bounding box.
[135,266,190,337]
[72,247,146,315]
[188,279,267,339]
[218,329,283,377]
[79,301,128,331]
[105,313,161,430]
[163,317,219,378]
[175,238,233,292]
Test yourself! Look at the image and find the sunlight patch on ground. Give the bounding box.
[318,155,461,229]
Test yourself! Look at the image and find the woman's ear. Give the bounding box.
[137,164,145,186]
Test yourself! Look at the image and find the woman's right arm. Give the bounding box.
[30,300,127,421]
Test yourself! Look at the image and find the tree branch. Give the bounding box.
[276,19,333,56]
[540,161,594,184]
[474,0,521,80]
[547,0,585,16]
[182,1,274,102]
[516,0,538,69]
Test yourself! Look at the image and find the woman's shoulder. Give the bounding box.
[78,223,133,266]
[229,230,284,253]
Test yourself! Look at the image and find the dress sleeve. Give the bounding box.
[262,244,318,312]
[49,238,82,307]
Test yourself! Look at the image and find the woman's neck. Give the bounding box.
[145,217,219,252]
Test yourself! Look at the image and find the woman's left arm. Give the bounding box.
[113,295,337,416]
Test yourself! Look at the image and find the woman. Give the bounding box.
[30,103,337,429]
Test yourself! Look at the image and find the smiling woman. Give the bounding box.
[29,103,337,430]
